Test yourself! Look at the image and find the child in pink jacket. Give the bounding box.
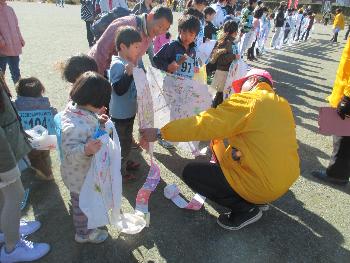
[0,0,25,83]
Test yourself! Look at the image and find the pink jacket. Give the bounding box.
[88,15,152,74]
[0,3,24,56]
[153,33,171,54]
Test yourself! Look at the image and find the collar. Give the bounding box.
[176,37,196,50]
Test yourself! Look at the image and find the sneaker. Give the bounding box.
[217,207,262,230]
[75,229,108,244]
[311,170,348,186]
[0,220,41,243]
[0,239,50,263]
[158,139,175,149]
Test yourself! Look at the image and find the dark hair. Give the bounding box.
[257,0,263,5]
[187,0,207,7]
[254,7,264,18]
[257,76,273,87]
[151,6,173,24]
[217,20,238,47]
[62,54,98,83]
[184,7,205,20]
[70,71,111,108]
[204,6,216,17]
[115,26,142,51]
[249,0,257,5]
[16,77,45,98]
[165,32,171,39]
[336,8,342,13]
[262,6,268,12]
[178,14,201,35]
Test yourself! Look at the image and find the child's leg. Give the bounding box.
[0,166,24,252]
[7,56,20,83]
[70,192,91,238]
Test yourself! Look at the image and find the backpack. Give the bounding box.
[91,7,131,40]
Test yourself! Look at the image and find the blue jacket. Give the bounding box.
[153,38,198,79]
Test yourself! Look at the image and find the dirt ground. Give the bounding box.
[3,2,350,263]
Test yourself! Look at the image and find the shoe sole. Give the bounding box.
[217,210,263,231]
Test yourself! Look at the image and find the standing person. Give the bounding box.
[257,8,271,54]
[224,0,236,18]
[140,69,300,230]
[0,0,25,84]
[14,77,57,181]
[88,6,173,75]
[330,8,344,43]
[210,20,240,107]
[210,0,228,28]
[204,6,218,41]
[247,7,263,60]
[239,0,258,58]
[345,24,350,40]
[81,0,96,48]
[270,2,285,49]
[323,10,331,26]
[293,8,304,41]
[0,73,50,262]
[312,38,350,186]
[301,11,314,41]
[99,0,128,13]
[61,72,112,243]
[109,27,143,182]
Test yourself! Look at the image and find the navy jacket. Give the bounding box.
[153,38,197,75]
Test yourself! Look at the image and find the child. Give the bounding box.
[61,71,111,243]
[153,14,201,79]
[247,7,264,60]
[0,73,50,262]
[0,0,25,83]
[204,6,218,41]
[109,27,142,182]
[14,77,57,181]
[210,20,240,107]
[331,8,345,43]
[239,0,257,58]
[153,32,172,55]
[270,2,285,49]
[257,7,271,54]
[301,11,315,41]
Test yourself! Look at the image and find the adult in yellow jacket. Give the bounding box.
[140,69,300,230]
[312,38,350,185]
[331,8,345,42]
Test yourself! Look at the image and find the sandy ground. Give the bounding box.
[3,2,350,262]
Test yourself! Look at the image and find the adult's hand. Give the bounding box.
[139,128,159,142]
[337,95,350,120]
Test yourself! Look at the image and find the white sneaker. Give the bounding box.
[0,220,41,242]
[0,239,50,263]
[75,229,108,244]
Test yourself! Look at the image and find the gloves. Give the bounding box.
[337,95,350,120]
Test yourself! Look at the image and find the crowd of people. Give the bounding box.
[0,0,349,261]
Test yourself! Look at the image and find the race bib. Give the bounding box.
[175,54,197,79]
[19,110,55,135]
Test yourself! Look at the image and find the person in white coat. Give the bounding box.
[210,0,228,28]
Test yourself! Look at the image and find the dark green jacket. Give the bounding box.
[0,89,31,172]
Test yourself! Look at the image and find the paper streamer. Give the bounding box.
[164,184,205,210]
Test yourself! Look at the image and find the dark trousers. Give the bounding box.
[301,28,311,41]
[326,136,350,181]
[0,56,20,83]
[345,25,350,40]
[85,21,94,47]
[283,28,291,43]
[295,24,302,40]
[112,116,135,175]
[331,31,339,42]
[182,162,255,213]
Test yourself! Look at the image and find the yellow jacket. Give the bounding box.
[161,83,300,204]
[333,13,345,30]
[328,38,350,107]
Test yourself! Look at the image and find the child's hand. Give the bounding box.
[177,54,188,65]
[98,114,109,124]
[167,61,179,73]
[84,139,102,156]
[125,64,134,76]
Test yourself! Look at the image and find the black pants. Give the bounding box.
[85,21,94,47]
[301,28,311,41]
[182,162,255,213]
[331,31,339,42]
[283,28,290,43]
[326,136,350,181]
[345,25,350,40]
